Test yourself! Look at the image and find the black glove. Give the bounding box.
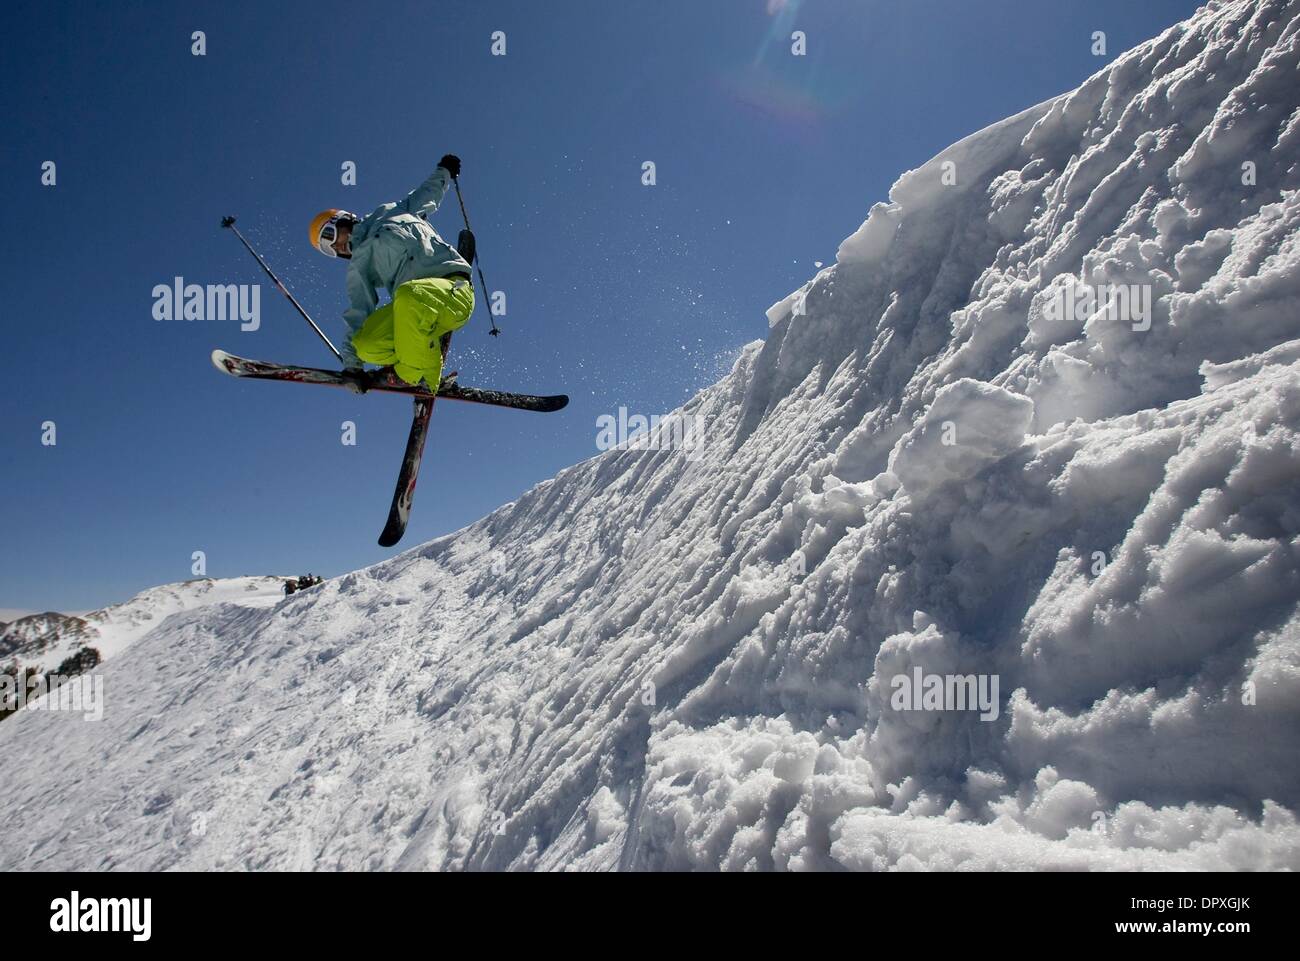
[340,367,369,395]
[438,154,461,178]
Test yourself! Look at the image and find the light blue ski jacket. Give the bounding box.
[340,166,472,367]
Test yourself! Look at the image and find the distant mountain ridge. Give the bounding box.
[0,577,289,679]
[0,613,94,665]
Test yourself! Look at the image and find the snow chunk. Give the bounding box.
[888,379,1033,496]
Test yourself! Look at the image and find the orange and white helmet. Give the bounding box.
[308,209,356,258]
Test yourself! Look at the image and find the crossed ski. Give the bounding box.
[213,348,567,546]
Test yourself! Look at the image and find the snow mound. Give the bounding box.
[81,576,288,661]
[2,0,1299,870]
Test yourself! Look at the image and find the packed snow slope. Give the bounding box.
[3,0,1299,870]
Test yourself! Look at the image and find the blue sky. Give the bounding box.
[0,0,1204,612]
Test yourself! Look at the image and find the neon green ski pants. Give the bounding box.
[351,276,474,386]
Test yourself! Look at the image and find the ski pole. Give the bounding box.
[450,177,501,337]
[221,216,344,364]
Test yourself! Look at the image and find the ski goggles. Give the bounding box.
[316,213,354,257]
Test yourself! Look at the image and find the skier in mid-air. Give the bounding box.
[216,154,564,546]
[307,154,473,392]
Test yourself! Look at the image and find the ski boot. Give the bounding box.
[367,365,399,389]
[417,370,457,392]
